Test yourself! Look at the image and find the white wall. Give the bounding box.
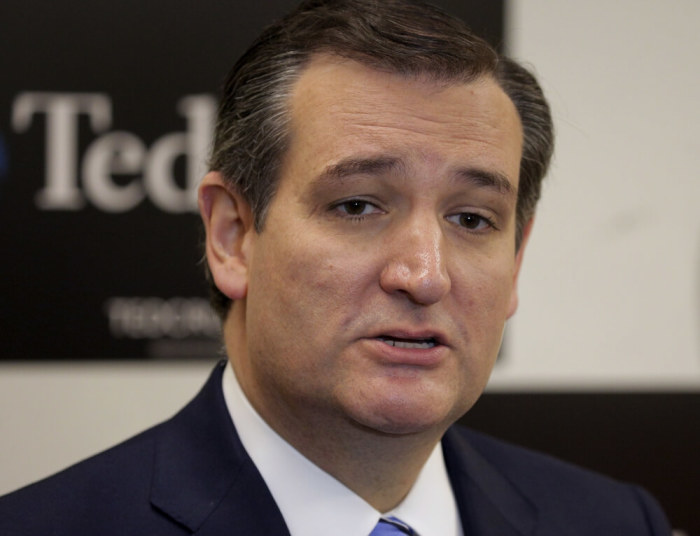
[1,0,699,496]
[491,0,700,389]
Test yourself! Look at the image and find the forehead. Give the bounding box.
[282,54,522,192]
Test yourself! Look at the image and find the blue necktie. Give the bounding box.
[369,516,416,535]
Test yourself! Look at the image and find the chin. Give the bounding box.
[349,396,460,438]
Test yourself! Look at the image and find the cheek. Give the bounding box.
[250,232,373,333]
[450,254,516,345]
[454,248,515,305]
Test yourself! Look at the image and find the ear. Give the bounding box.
[506,217,534,319]
[198,171,255,301]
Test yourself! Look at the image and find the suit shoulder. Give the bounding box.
[0,422,172,536]
[452,425,643,494]
[0,363,229,536]
[454,425,620,483]
[446,426,672,534]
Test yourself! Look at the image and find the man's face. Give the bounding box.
[231,55,525,439]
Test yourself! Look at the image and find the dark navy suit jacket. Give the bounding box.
[0,361,672,535]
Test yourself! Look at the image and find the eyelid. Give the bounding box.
[329,197,384,218]
[445,211,498,232]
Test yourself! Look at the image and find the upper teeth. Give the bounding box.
[380,338,436,349]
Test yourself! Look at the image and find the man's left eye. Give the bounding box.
[447,212,493,231]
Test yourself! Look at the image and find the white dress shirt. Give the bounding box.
[222,362,464,536]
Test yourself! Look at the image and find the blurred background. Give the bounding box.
[1,1,698,533]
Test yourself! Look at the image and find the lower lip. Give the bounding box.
[362,338,447,367]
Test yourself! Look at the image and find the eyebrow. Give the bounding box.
[315,155,517,199]
[316,156,404,183]
[453,167,517,199]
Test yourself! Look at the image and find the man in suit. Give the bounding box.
[0,0,672,534]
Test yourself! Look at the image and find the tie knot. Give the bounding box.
[369,516,416,535]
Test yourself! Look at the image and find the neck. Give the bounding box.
[279,415,442,512]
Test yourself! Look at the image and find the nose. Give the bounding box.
[379,214,451,305]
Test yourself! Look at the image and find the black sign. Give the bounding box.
[0,1,503,360]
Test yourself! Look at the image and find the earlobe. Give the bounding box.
[506,218,534,319]
[198,171,254,301]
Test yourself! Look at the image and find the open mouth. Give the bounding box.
[377,336,438,349]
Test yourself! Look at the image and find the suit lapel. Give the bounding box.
[442,427,537,536]
[192,461,290,536]
[149,361,290,535]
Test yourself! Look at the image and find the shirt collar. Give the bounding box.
[221,361,462,536]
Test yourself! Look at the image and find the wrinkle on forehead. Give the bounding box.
[313,153,516,205]
[318,86,517,144]
[285,54,523,189]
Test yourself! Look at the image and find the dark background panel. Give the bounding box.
[460,393,700,535]
[0,0,503,360]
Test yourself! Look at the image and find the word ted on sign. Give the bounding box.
[12,92,216,213]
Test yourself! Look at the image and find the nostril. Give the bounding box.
[380,244,450,289]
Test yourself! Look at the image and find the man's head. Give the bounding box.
[206,0,553,319]
[199,0,553,447]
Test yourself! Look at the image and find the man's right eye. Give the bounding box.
[333,199,378,217]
